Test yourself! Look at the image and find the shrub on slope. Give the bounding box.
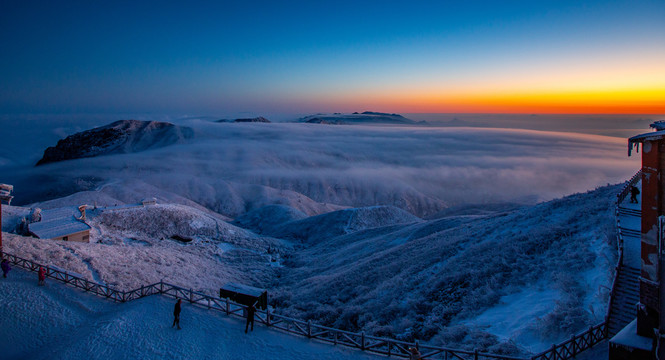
[233,205,309,234]
[267,205,423,244]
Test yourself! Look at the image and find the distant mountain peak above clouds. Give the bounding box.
[215,116,271,123]
[36,120,194,166]
[298,111,426,125]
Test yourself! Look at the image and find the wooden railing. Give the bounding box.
[530,323,608,360]
[2,252,530,360]
[1,174,643,360]
[616,170,642,205]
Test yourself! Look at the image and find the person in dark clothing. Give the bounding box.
[630,185,640,203]
[1,259,10,278]
[408,347,422,360]
[172,299,182,330]
[245,303,256,333]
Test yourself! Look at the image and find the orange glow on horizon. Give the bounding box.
[320,86,665,114]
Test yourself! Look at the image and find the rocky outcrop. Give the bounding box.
[36,120,194,166]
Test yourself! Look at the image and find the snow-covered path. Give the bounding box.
[0,268,380,360]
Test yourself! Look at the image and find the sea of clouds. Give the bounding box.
[0,115,640,216]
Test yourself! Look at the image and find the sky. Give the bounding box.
[1,0,664,116]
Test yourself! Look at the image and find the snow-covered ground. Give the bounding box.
[0,119,636,358]
[2,182,619,356]
[271,184,618,355]
[0,268,382,360]
[3,202,290,293]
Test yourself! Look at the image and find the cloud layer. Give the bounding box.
[1,120,639,216]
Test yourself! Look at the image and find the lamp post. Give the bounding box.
[0,183,14,257]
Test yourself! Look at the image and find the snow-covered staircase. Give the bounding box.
[608,174,642,337]
[607,265,640,336]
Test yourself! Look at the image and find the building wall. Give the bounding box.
[53,230,90,243]
[639,139,662,336]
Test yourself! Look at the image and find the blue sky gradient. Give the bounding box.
[1,0,663,115]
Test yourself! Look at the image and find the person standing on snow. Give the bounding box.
[245,303,256,333]
[38,267,46,286]
[630,185,640,203]
[1,259,11,278]
[172,299,182,330]
[408,346,422,360]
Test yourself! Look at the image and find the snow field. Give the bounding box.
[2,181,622,356]
[0,268,382,360]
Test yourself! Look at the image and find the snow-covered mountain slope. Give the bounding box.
[271,184,619,355]
[0,269,381,360]
[4,202,291,292]
[36,120,193,165]
[2,182,619,356]
[233,204,309,234]
[265,205,423,244]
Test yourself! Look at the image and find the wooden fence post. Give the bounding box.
[266,308,271,326]
[226,297,230,315]
[474,348,478,360]
[551,344,557,360]
[361,332,365,350]
[571,334,576,357]
[189,288,193,303]
[307,320,312,338]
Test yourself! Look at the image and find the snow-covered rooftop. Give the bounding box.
[28,206,91,239]
[609,319,652,351]
[221,282,266,298]
[627,121,665,155]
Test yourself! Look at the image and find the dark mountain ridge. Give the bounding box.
[36,120,194,166]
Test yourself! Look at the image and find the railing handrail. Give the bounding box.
[616,170,642,204]
[1,251,528,360]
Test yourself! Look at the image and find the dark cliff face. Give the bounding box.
[36,120,194,166]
